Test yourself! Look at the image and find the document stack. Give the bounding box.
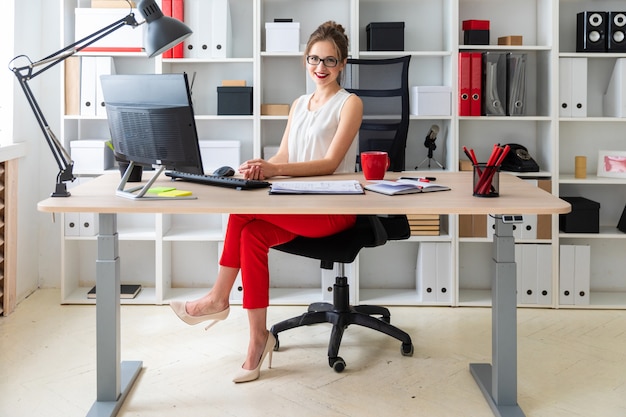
[406,214,440,236]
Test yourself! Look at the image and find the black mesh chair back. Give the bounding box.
[343,55,411,172]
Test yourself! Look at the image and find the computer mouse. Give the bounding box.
[213,166,235,177]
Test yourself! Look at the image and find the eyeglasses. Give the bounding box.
[306,55,339,68]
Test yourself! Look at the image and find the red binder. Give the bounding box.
[458,52,471,116]
[470,52,483,116]
[172,0,185,58]
[162,0,173,58]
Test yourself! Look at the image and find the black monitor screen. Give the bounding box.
[100,73,203,175]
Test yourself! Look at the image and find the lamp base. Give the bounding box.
[51,183,71,198]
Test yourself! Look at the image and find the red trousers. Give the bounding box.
[220,214,357,309]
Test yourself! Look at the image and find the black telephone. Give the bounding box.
[501,143,540,172]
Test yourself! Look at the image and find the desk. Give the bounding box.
[38,171,570,417]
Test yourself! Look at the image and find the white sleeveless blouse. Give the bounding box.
[287,89,358,174]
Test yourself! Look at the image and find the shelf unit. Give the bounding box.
[57,0,626,309]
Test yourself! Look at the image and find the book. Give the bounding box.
[269,180,364,195]
[87,284,142,299]
[364,179,450,196]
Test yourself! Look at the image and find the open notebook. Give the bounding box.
[364,178,450,195]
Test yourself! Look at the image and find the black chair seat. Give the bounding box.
[270,215,414,372]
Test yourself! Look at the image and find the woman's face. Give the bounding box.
[306,40,344,88]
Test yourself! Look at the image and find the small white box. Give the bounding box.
[75,8,144,51]
[265,22,300,52]
[199,140,241,174]
[410,86,452,116]
[70,139,114,174]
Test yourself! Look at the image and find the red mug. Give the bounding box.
[361,151,390,180]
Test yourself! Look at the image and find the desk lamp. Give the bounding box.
[8,0,192,197]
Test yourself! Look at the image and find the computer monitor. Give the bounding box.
[100,73,204,199]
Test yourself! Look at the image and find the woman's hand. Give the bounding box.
[239,159,275,180]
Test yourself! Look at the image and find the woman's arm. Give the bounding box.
[240,94,363,179]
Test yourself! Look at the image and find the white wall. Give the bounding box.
[0,2,15,144]
[10,0,64,302]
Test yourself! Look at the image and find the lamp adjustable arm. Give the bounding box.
[9,12,140,197]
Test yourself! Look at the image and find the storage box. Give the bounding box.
[559,196,600,233]
[70,139,114,174]
[462,20,490,45]
[217,86,253,115]
[265,22,300,52]
[75,8,143,52]
[410,86,452,116]
[366,22,405,51]
[199,140,241,174]
[498,35,523,46]
[261,104,290,116]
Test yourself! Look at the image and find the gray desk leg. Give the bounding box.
[87,213,142,417]
[470,217,525,417]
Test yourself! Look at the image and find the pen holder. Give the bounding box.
[473,164,500,197]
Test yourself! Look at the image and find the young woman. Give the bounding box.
[170,21,363,383]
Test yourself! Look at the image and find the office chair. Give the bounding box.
[270,57,414,373]
[270,215,414,372]
[344,55,411,172]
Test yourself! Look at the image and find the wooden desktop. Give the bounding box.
[38,171,570,417]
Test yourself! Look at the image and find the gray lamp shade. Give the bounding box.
[137,0,192,57]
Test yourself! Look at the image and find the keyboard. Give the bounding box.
[165,170,271,190]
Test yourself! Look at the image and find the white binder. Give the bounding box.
[559,245,575,305]
[536,244,552,305]
[95,57,116,117]
[435,243,452,303]
[184,0,211,58]
[80,57,97,116]
[185,0,231,59]
[603,58,626,117]
[79,213,99,236]
[559,58,588,117]
[574,245,591,305]
[520,244,538,304]
[64,213,80,236]
[416,243,437,302]
[211,0,232,59]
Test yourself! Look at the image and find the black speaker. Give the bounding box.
[577,11,607,52]
[608,12,626,51]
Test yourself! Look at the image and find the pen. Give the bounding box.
[399,176,436,181]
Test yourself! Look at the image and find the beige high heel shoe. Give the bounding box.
[232,333,276,383]
[169,301,230,330]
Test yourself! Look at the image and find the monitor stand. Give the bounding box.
[116,162,197,200]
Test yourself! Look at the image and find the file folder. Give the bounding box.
[95,56,116,117]
[506,53,526,116]
[172,0,185,58]
[603,58,626,117]
[482,52,506,116]
[559,245,575,305]
[161,0,173,58]
[536,244,552,305]
[574,245,590,305]
[559,58,587,117]
[211,0,232,59]
[416,243,437,302]
[458,52,471,116]
[80,57,97,116]
[184,0,210,58]
[469,52,482,116]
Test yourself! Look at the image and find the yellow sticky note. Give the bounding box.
[158,189,193,197]
[148,186,176,194]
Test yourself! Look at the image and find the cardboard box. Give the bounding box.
[70,139,114,174]
[261,104,290,116]
[498,36,523,46]
[410,86,451,116]
[217,86,253,115]
[459,159,474,171]
[75,8,143,52]
[222,80,247,87]
[559,197,600,233]
[366,22,405,51]
[199,140,241,174]
[265,22,300,52]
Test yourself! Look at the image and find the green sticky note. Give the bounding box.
[158,189,193,197]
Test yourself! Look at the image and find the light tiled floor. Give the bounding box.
[2,289,626,417]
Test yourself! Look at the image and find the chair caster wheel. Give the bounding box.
[329,357,346,373]
[401,343,414,357]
